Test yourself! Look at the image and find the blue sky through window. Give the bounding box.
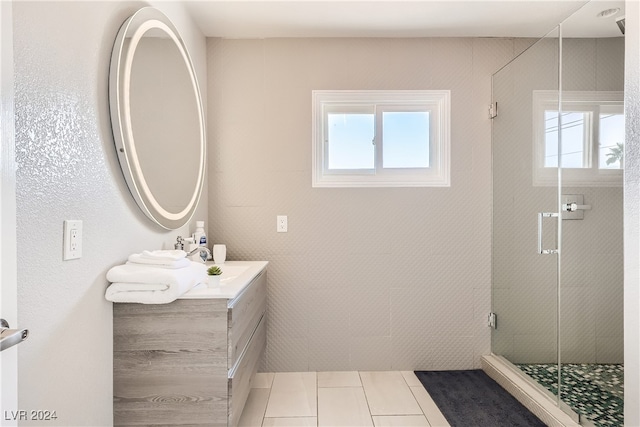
[327,113,375,170]
[545,111,586,168]
[327,111,430,170]
[383,111,429,168]
[599,113,624,169]
[544,110,624,169]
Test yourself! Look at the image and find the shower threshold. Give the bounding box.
[482,355,581,427]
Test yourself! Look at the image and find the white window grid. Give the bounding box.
[312,90,451,188]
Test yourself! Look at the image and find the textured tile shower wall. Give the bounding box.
[208,38,517,371]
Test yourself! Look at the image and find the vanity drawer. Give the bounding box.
[228,314,266,427]
[227,270,266,369]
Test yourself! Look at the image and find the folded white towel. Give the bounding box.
[105,261,207,304]
[126,257,191,269]
[135,250,187,262]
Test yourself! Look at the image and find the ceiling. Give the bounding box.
[184,0,625,40]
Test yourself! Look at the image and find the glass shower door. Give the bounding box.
[557,6,625,425]
[492,5,625,424]
[491,26,561,394]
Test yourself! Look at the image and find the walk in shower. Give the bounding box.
[491,2,624,426]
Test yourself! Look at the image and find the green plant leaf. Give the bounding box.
[207,265,222,276]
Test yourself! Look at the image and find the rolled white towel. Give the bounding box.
[105,261,207,304]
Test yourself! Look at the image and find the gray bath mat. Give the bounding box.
[414,370,546,427]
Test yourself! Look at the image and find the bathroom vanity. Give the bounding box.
[113,261,268,427]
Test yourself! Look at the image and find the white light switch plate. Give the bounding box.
[63,220,82,260]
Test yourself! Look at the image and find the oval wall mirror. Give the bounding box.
[109,7,206,230]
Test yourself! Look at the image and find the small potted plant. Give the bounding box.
[207,265,222,287]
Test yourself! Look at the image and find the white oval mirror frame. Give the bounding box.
[109,7,206,230]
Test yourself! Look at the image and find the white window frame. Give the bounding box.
[533,90,623,187]
[312,90,451,188]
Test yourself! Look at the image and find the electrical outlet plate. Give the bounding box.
[277,215,287,232]
[63,220,82,260]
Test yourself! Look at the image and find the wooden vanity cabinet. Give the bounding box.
[113,269,267,427]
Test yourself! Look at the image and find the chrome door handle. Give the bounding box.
[0,318,29,352]
[538,212,559,255]
[562,203,592,212]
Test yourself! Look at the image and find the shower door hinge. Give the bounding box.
[489,102,498,119]
[488,312,497,329]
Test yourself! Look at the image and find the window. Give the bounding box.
[312,90,450,187]
[533,90,624,186]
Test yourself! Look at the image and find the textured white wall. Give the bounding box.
[624,0,640,425]
[207,37,515,371]
[1,1,18,423]
[13,2,206,425]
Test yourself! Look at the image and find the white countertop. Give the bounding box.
[179,260,268,300]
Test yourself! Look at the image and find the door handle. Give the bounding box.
[538,212,559,255]
[0,318,29,352]
[562,203,591,212]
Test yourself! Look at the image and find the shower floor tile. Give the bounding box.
[517,363,623,427]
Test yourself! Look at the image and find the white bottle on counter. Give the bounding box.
[193,221,210,259]
[193,221,207,246]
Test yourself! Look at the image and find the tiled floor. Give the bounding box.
[517,363,624,427]
[238,371,451,427]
